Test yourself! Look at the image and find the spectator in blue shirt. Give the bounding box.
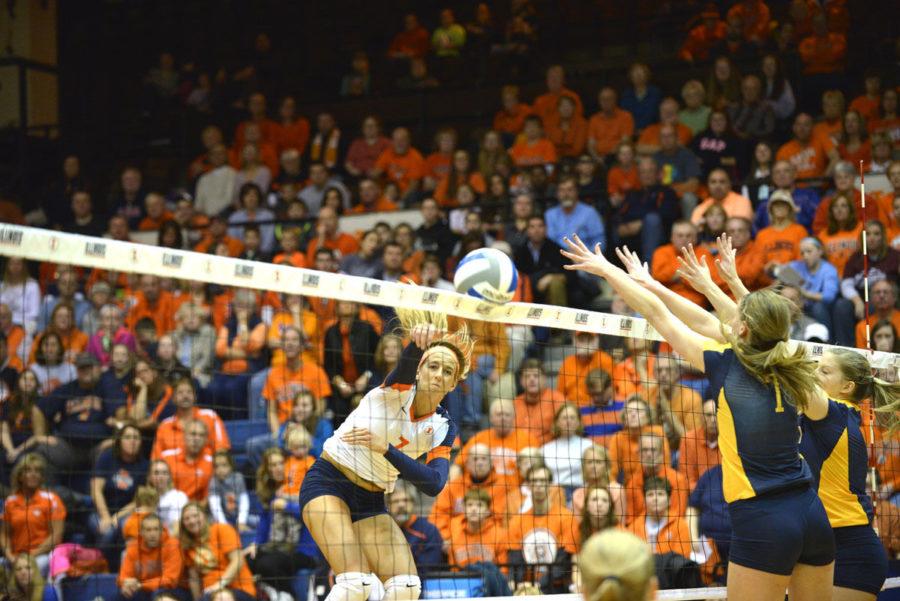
[387,481,444,576]
[620,62,662,131]
[785,237,840,341]
[753,160,819,231]
[544,175,605,250]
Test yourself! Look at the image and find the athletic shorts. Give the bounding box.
[833,525,887,595]
[298,458,387,522]
[729,485,834,576]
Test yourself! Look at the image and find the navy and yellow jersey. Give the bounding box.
[703,342,811,504]
[800,398,873,528]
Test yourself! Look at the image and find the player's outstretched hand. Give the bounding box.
[676,244,715,293]
[411,323,442,349]
[341,427,388,454]
[561,234,610,277]
[616,245,658,290]
[715,234,739,282]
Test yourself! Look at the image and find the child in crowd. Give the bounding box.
[281,426,315,497]
[122,486,161,542]
[209,449,251,532]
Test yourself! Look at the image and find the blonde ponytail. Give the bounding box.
[829,348,900,435]
[580,530,654,601]
[871,377,900,436]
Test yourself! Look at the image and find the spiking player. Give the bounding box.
[299,308,474,601]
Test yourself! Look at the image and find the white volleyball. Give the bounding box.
[453,247,518,304]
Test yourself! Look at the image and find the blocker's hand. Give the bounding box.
[715,234,739,281]
[411,323,442,349]
[341,427,388,454]
[676,244,715,293]
[616,245,658,290]
[561,234,612,277]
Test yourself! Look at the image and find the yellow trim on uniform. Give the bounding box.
[716,389,756,503]
[702,340,732,353]
[818,429,869,527]
[773,381,784,413]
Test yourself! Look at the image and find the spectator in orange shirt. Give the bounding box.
[607,397,670,485]
[510,115,558,169]
[271,96,310,155]
[430,443,517,540]
[606,141,639,208]
[625,433,689,524]
[0,453,65,576]
[812,162,865,235]
[727,0,771,44]
[454,398,539,479]
[653,354,703,449]
[372,127,426,204]
[194,216,244,258]
[506,465,579,593]
[447,490,510,597]
[723,217,766,291]
[118,512,183,600]
[305,206,360,265]
[211,289,267,420]
[348,178,398,214]
[855,280,900,349]
[816,192,861,275]
[514,358,566,444]
[137,192,174,231]
[231,123,280,178]
[493,85,532,142]
[651,220,714,307]
[836,110,871,168]
[179,502,256,600]
[627,475,693,558]
[152,378,229,459]
[755,190,809,276]
[234,92,277,149]
[849,72,882,125]
[424,128,458,190]
[798,12,846,76]
[546,96,588,159]
[812,90,845,149]
[160,419,213,501]
[435,150,487,207]
[776,112,838,183]
[691,169,754,226]
[557,331,614,407]
[345,115,390,178]
[587,87,635,160]
[679,399,720,487]
[128,275,176,336]
[679,5,726,63]
[387,13,430,62]
[637,98,693,155]
[532,65,584,126]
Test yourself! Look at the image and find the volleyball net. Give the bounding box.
[0,224,897,601]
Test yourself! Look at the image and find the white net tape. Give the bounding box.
[1,224,898,373]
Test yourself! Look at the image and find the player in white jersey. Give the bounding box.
[299,308,473,601]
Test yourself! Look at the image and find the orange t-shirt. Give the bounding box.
[509,138,558,167]
[608,426,670,484]
[588,109,635,157]
[184,523,256,597]
[817,224,862,276]
[424,152,452,181]
[507,505,579,555]
[811,191,867,236]
[812,119,842,149]
[754,223,808,265]
[374,147,426,193]
[627,511,693,557]
[138,211,175,232]
[678,428,720,487]
[234,119,278,147]
[776,138,832,182]
[545,115,589,158]
[556,351,615,407]
[271,118,311,154]
[679,22,727,62]
[638,123,693,149]
[434,172,487,207]
[118,536,182,590]
[305,233,360,265]
[151,407,231,459]
[732,241,767,291]
[871,117,900,149]
[215,323,267,374]
[347,197,399,214]
[799,32,847,75]
[612,355,657,401]
[430,472,518,538]
[2,489,65,554]
[514,389,567,444]
[128,290,177,336]
[625,467,690,524]
[194,235,244,258]
[455,428,541,478]
[837,140,871,169]
[272,251,308,269]
[651,244,714,307]
[493,104,533,135]
[606,165,639,197]
[726,1,770,42]
[281,455,315,497]
[856,310,900,349]
[161,448,214,501]
[267,311,321,367]
[448,516,509,569]
[263,362,333,424]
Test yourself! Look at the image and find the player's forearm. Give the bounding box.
[648,281,725,343]
[384,448,448,496]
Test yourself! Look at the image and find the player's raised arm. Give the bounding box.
[561,235,710,371]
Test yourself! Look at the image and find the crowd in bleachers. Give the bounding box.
[0,1,899,600]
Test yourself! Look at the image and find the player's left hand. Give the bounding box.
[411,323,442,349]
[341,427,388,454]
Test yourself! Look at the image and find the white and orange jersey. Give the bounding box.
[323,382,455,493]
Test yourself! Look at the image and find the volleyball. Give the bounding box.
[453,247,518,304]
